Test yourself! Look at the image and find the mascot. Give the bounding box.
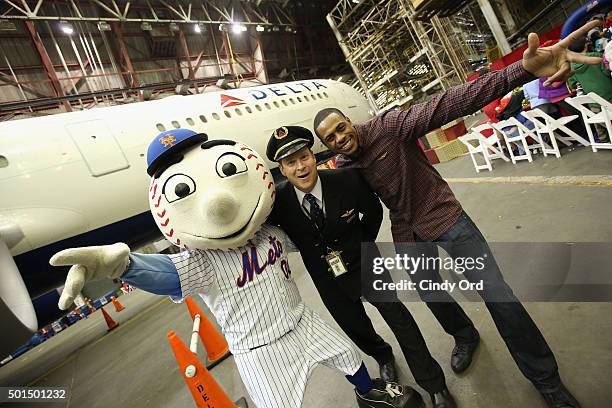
[50,129,423,408]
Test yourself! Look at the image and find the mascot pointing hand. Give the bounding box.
[50,128,423,408]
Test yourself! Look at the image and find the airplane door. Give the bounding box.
[66,120,129,177]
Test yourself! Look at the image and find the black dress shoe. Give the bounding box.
[355,379,425,408]
[430,387,457,408]
[540,383,581,408]
[379,358,398,383]
[451,331,480,373]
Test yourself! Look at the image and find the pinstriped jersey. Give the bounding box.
[169,224,303,353]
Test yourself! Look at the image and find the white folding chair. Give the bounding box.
[470,123,510,162]
[507,116,551,153]
[521,108,591,158]
[458,133,492,172]
[490,119,533,164]
[565,93,612,152]
[458,128,509,173]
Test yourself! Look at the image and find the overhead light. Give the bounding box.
[194,23,201,33]
[169,22,179,32]
[218,23,226,32]
[59,21,73,35]
[97,21,111,31]
[0,19,17,31]
[272,26,280,32]
[256,25,265,32]
[285,26,292,32]
[231,23,247,34]
[141,22,152,31]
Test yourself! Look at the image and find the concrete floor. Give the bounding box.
[2,146,612,408]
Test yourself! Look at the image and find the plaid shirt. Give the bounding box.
[336,61,535,242]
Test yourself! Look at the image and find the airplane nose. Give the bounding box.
[203,190,239,225]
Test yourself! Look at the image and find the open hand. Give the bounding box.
[523,20,603,86]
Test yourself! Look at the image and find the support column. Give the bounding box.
[476,0,512,55]
[326,13,378,112]
[495,0,517,32]
[111,22,143,101]
[252,33,268,84]
[24,20,71,111]
[178,28,198,93]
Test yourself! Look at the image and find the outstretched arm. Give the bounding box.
[50,243,183,309]
[387,20,602,143]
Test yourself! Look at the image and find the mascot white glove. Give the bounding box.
[49,243,130,310]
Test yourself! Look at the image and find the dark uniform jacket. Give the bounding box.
[269,168,383,302]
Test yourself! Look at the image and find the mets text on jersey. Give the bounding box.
[236,235,291,287]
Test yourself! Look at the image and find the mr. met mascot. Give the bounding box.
[50,128,423,408]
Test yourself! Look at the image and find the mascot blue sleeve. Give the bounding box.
[122,253,182,298]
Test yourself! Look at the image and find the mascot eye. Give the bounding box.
[216,153,247,178]
[162,174,196,203]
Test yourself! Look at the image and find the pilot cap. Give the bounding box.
[266,125,314,162]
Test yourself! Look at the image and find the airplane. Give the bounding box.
[0,78,372,356]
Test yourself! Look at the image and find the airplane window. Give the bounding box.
[316,93,322,99]
[156,123,166,131]
[289,98,295,104]
[186,118,195,126]
[0,156,8,168]
[323,92,329,98]
[224,110,231,118]
[273,101,280,108]
[255,105,262,111]
[245,106,252,113]
[303,95,309,101]
[281,100,288,106]
[310,94,316,100]
[235,108,243,116]
[172,121,180,128]
[264,103,271,110]
[199,115,207,123]
[297,97,302,102]
[212,113,221,120]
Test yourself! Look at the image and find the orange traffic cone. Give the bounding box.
[185,296,231,369]
[167,331,248,408]
[101,306,118,331]
[111,296,125,312]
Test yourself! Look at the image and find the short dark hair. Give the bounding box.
[568,36,588,53]
[313,108,346,136]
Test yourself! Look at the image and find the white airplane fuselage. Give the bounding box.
[0,79,372,355]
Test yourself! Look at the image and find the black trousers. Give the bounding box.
[396,211,561,391]
[318,286,446,394]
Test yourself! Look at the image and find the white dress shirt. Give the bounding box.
[294,175,326,218]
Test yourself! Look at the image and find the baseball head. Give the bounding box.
[146,129,275,251]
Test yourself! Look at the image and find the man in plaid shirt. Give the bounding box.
[313,22,602,408]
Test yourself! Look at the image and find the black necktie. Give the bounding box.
[304,193,324,230]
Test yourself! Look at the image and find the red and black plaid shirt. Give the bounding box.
[336,61,535,242]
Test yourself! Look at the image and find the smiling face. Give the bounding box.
[278,147,318,193]
[148,141,275,251]
[315,112,360,157]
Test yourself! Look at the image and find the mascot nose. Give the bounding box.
[204,190,239,225]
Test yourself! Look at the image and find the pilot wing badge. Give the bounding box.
[341,209,356,222]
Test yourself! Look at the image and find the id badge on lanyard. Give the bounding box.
[325,250,348,277]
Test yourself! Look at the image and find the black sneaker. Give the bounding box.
[540,383,581,408]
[355,379,425,408]
[451,331,480,373]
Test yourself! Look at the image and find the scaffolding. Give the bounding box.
[327,0,470,112]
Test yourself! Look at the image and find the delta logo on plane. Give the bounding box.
[220,80,328,108]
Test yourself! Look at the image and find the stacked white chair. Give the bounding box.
[458,123,509,173]
[564,92,612,152]
[521,108,591,158]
